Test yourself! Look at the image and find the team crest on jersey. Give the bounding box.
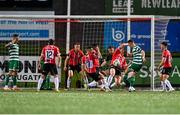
[86,60,93,68]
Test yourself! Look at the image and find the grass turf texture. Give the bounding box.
[0,89,180,114]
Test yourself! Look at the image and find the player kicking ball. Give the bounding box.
[37,39,61,92]
[4,34,20,91]
[121,40,146,92]
[158,42,174,92]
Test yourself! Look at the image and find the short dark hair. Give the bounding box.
[48,39,54,45]
[86,46,92,50]
[13,34,19,38]
[127,40,134,43]
[161,42,168,46]
[92,43,98,48]
[108,46,114,49]
[74,42,80,45]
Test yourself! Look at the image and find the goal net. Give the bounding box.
[0,15,179,90]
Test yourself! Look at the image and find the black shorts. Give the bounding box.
[43,63,58,76]
[96,67,100,75]
[110,65,123,76]
[87,73,101,82]
[161,67,172,75]
[68,65,81,73]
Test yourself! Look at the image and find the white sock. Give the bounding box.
[88,81,97,87]
[37,77,44,90]
[161,81,165,90]
[163,81,167,91]
[54,77,59,90]
[110,82,116,88]
[107,75,113,86]
[165,79,173,90]
[102,78,109,89]
[83,76,88,84]
[4,85,8,88]
[67,77,71,88]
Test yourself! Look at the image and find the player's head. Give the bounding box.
[85,46,91,55]
[108,46,115,54]
[161,42,168,50]
[120,48,125,55]
[12,34,19,43]
[48,39,55,45]
[92,43,99,50]
[74,42,80,51]
[127,40,135,48]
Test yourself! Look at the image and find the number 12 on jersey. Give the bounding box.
[46,50,54,59]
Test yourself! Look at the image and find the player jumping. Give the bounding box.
[37,39,61,92]
[158,42,174,91]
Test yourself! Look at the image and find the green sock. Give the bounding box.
[127,77,135,87]
[12,76,17,86]
[41,79,46,89]
[46,76,50,89]
[5,75,10,86]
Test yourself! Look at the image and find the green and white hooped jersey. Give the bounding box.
[132,45,142,65]
[8,43,19,61]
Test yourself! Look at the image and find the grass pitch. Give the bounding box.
[0,89,180,114]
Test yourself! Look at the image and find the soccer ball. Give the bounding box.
[113,59,120,66]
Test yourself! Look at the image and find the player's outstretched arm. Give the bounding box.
[119,43,128,49]
[5,42,12,48]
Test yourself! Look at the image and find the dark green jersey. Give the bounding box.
[132,45,142,65]
[8,43,19,61]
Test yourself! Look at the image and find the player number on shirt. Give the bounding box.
[46,50,54,59]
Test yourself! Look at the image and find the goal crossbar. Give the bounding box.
[0,15,155,19]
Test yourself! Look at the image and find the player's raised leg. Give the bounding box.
[121,40,145,92]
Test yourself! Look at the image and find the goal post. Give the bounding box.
[0,15,179,90]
